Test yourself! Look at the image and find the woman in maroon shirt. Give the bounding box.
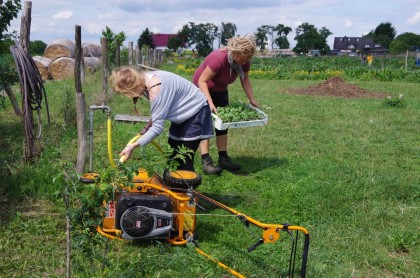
[193,35,260,175]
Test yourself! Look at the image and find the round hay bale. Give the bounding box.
[83,57,101,73]
[44,39,76,59]
[32,56,52,80]
[82,43,102,57]
[49,57,75,80]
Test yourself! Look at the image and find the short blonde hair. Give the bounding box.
[226,34,257,58]
[110,67,145,98]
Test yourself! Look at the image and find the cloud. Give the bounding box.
[293,21,303,27]
[52,10,73,20]
[407,11,420,25]
[344,19,353,28]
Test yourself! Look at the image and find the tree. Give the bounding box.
[0,0,21,114]
[167,25,189,52]
[255,24,293,50]
[220,22,237,46]
[181,22,218,56]
[255,25,270,51]
[389,32,420,54]
[0,0,21,41]
[273,24,292,49]
[101,26,127,66]
[265,25,276,49]
[137,28,155,49]
[29,40,47,55]
[365,22,397,48]
[389,40,410,54]
[293,23,331,55]
[167,35,185,52]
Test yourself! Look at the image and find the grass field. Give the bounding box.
[0,62,419,277]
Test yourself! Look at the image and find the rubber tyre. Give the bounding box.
[79,172,100,183]
[163,170,202,189]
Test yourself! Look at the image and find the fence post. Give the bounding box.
[128,41,133,66]
[115,41,120,67]
[20,1,35,162]
[100,37,109,102]
[135,44,140,65]
[75,25,87,174]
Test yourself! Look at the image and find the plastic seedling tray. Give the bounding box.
[212,105,268,130]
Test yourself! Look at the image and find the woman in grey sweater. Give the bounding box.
[110,67,213,172]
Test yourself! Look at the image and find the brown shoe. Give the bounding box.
[202,156,223,175]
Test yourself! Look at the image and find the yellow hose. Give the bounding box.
[119,134,164,163]
[107,118,116,168]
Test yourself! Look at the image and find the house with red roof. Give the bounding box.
[152,34,176,50]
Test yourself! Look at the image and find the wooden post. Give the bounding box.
[4,86,21,115]
[20,1,35,162]
[75,25,87,173]
[20,1,31,53]
[100,37,109,102]
[135,44,139,65]
[115,42,120,67]
[144,48,147,66]
[128,41,133,66]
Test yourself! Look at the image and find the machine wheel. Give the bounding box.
[163,170,202,189]
[79,172,100,183]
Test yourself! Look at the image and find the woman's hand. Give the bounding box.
[210,103,218,114]
[119,145,134,162]
[249,99,260,108]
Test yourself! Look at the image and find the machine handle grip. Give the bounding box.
[247,239,264,252]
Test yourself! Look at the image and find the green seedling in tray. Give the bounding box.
[217,103,264,123]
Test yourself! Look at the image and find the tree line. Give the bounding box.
[136,21,420,57]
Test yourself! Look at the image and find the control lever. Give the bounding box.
[247,238,264,252]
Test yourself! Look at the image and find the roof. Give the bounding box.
[333,36,375,51]
[152,34,176,47]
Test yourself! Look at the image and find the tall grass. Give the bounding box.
[0,65,419,277]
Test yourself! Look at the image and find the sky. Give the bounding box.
[8,0,420,49]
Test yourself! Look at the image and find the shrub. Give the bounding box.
[383,93,407,108]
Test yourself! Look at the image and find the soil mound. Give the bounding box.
[287,77,387,99]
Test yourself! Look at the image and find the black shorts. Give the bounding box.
[210,90,229,108]
[210,90,229,135]
[168,104,214,141]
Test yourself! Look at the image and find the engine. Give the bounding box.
[116,193,174,240]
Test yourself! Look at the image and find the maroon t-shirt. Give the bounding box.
[193,49,250,93]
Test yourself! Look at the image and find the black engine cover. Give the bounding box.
[116,193,173,239]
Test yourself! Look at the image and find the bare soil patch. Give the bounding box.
[286,77,387,99]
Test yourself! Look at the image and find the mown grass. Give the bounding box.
[0,62,419,277]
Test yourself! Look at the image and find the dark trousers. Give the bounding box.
[168,137,201,171]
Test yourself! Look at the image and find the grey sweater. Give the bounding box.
[137,70,208,146]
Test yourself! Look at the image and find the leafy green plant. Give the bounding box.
[217,103,264,123]
[53,143,194,273]
[0,95,5,110]
[67,143,193,238]
[388,231,419,253]
[383,93,407,108]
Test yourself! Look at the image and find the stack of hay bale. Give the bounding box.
[32,39,102,81]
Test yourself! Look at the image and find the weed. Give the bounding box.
[388,231,419,253]
[383,93,407,108]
